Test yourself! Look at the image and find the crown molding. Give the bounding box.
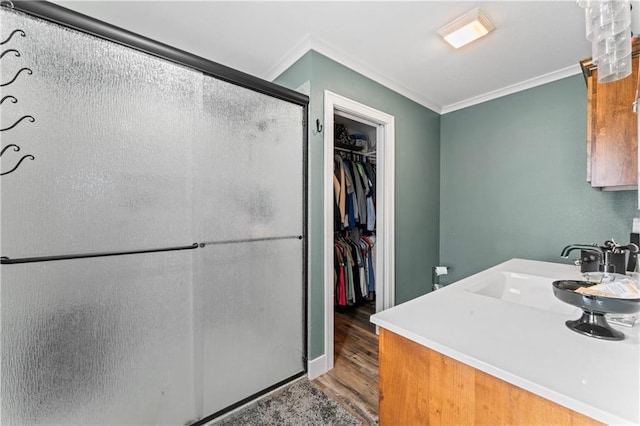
[266,34,582,116]
[308,36,443,113]
[263,34,313,83]
[265,34,443,114]
[440,64,583,114]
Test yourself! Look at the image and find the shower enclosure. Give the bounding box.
[0,2,307,425]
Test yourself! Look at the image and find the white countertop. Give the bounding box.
[370,258,640,425]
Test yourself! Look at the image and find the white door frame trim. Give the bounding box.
[322,90,395,373]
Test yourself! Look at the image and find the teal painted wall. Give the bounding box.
[276,53,638,362]
[440,75,638,284]
[275,51,441,360]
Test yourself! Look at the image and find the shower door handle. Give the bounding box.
[1,242,201,264]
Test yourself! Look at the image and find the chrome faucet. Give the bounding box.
[560,244,601,259]
[561,241,639,274]
[560,244,603,273]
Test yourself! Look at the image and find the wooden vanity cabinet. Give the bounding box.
[378,328,603,425]
[580,40,639,190]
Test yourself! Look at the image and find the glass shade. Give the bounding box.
[581,0,632,83]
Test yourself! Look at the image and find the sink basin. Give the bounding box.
[467,271,578,315]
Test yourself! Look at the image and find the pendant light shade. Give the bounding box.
[580,0,632,83]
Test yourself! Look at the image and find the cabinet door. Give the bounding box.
[585,49,639,189]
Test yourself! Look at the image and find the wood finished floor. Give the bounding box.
[312,302,379,425]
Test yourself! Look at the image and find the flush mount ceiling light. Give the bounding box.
[437,8,495,49]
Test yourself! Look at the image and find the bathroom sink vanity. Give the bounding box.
[370,259,639,425]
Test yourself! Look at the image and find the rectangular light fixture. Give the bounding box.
[437,8,495,49]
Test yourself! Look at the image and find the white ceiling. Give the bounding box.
[54,1,596,114]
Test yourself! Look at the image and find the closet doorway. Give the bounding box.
[323,91,395,372]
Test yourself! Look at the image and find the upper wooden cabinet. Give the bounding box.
[580,40,639,190]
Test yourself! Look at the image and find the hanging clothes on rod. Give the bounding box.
[334,151,376,232]
[333,229,376,306]
[334,123,377,307]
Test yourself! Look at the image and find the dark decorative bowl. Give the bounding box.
[552,280,640,341]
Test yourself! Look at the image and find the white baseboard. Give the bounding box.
[307,355,328,380]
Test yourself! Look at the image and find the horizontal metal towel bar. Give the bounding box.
[201,235,303,246]
[0,235,304,265]
[1,242,200,264]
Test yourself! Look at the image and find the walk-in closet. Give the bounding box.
[315,113,380,423]
[332,115,378,312]
[315,92,395,422]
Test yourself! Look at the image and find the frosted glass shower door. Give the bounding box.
[196,78,305,415]
[1,9,200,425]
[1,5,307,423]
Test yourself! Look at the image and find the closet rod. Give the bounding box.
[0,242,200,264]
[334,146,376,157]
